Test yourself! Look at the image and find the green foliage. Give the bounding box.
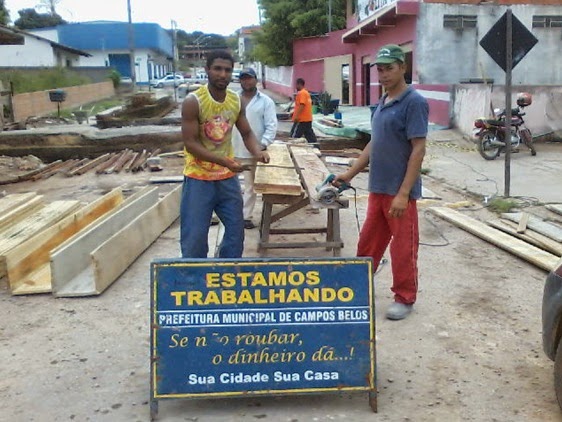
[255,0,347,66]
[487,197,518,214]
[0,68,91,94]
[0,0,10,25]
[108,70,121,89]
[318,91,332,114]
[14,8,66,29]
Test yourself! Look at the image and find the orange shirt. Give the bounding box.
[292,88,313,123]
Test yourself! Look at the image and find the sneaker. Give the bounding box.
[386,302,413,320]
[244,219,256,229]
[210,215,220,226]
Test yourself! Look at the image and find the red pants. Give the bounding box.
[357,193,419,304]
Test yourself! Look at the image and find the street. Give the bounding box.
[0,130,561,420]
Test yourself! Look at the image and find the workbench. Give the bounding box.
[254,143,349,257]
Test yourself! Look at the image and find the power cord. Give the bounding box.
[420,210,451,247]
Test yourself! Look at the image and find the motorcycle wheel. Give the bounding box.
[520,128,537,156]
[478,130,501,160]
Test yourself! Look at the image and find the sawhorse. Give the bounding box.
[258,193,349,257]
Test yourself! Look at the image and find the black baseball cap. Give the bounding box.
[239,68,257,78]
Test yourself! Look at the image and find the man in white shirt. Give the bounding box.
[232,68,278,229]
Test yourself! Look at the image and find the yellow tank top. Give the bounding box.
[183,85,241,180]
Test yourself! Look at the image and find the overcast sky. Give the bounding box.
[6,0,261,35]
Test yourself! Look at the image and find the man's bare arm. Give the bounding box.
[389,137,426,217]
[397,137,426,198]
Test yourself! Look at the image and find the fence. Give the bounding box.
[11,81,115,122]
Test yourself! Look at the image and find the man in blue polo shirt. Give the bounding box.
[335,44,428,321]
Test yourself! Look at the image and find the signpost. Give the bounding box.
[150,258,376,419]
[479,10,538,197]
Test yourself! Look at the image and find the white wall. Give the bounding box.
[453,84,562,138]
[1,35,57,66]
[417,4,562,85]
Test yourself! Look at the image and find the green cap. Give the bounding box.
[374,44,405,64]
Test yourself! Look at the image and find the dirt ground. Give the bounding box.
[0,144,560,422]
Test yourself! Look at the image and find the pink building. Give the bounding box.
[266,0,450,126]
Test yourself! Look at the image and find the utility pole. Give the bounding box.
[127,0,136,88]
[171,20,178,102]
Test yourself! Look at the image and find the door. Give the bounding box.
[363,62,371,106]
[108,54,132,77]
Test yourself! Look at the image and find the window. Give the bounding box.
[443,15,477,29]
[533,15,562,28]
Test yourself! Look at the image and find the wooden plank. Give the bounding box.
[51,186,160,297]
[502,212,562,243]
[290,145,345,210]
[0,192,37,217]
[89,185,181,295]
[0,200,82,278]
[67,153,111,176]
[290,145,331,197]
[517,212,530,233]
[324,156,351,166]
[149,176,183,184]
[0,195,44,231]
[6,188,124,295]
[488,219,562,256]
[546,204,562,216]
[254,143,302,196]
[429,207,559,271]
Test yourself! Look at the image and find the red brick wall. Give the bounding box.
[12,81,115,122]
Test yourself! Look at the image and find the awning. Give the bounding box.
[342,0,420,43]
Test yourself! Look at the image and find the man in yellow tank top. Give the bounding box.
[180,50,270,258]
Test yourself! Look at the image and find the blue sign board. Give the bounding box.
[150,258,376,416]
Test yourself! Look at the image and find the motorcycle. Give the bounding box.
[473,92,536,161]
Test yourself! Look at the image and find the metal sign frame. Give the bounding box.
[150,257,377,419]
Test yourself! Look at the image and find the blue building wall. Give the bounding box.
[57,22,173,57]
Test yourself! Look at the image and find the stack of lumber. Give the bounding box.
[429,205,562,272]
[51,185,180,297]
[0,185,181,297]
[0,199,82,279]
[4,188,125,295]
[0,149,162,185]
[254,143,302,196]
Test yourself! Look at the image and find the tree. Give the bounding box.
[255,0,346,66]
[36,0,62,16]
[14,8,66,29]
[0,0,10,25]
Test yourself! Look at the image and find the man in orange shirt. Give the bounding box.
[290,78,317,144]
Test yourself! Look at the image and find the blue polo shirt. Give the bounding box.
[368,87,429,199]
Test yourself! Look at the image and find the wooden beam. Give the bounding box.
[502,212,562,243]
[254,143,302,196]
[289,145,330,196]
[546,204,562,217]
[0,195,44,231]
[0,192,38,217]
[51,186,160,297]
[516,212,530,233]
[0,200,82,278]
[6,188,124,295]
[90,185,181,295]
[487,219,562,256]
[429,207,559,272]
[290,145,345,209]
